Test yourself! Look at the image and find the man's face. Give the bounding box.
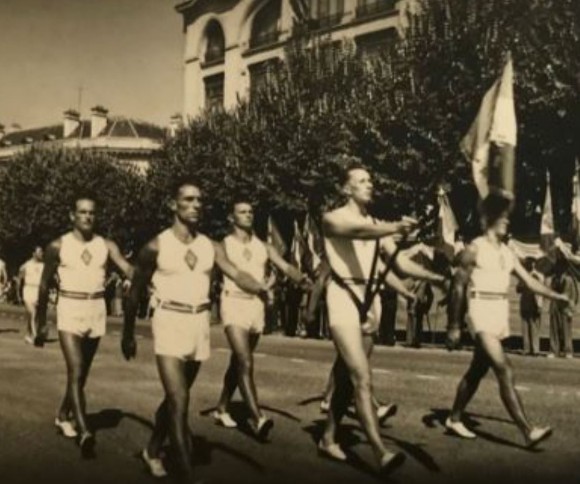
[344,169,373,204]
[490,212,510,237]
[70,199,96,233]
[231,203,254,230]
[33,247,43,261]
[173,185,203,224]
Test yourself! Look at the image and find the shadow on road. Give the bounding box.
[297,395,324,407]
[0,328,19,334]
[422,408,544,453]
[302,419,384,482]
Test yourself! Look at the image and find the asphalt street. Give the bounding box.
[0,308,578,484]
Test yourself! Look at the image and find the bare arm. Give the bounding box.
[35,240,61,343]
[105,239,134,280]
[383,272,416,300]
[15,265,25,303]
[213,242,268,295]
[513,257,568,302]
[381,238,445,285]
[121,239,158,360]
[304,261,331,322]
[266,243,307,286]
[322,212,415,240]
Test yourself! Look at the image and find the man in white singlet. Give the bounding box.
[17,246,44,344]
[36,195,132,457]
[122,181,269,482]
[319,161,445,477]
[212,200,309,439]
[446,195,568,447]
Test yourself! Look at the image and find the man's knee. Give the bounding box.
[350,367,372,394]
[492,360,512,381]
[166,388,189,416]
[235,353,253,374]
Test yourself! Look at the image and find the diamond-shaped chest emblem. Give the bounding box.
[242,247,252,261]
[184,249,197,271]
[81,248,92,266]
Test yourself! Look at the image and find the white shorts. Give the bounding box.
[326,280,381,335]
[221,293,265,334]
[468,297,510,340]
[22,285,39,306]
[152,306,210,361]
[57,297,107,339]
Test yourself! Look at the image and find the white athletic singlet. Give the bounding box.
[23,259,44,288]
[152,229,215,306]
[469,237,515,294]
[222,234,268,296]
[58,232,108,293]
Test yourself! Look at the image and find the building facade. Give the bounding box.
[0,107,169,172]
[175,0,417,118]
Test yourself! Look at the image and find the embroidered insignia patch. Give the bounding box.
[81,249,92,266]
[185,249,197,270]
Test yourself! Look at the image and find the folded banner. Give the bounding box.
[461,56,517,200]
[437,189,459,259]
[540,172,555,250]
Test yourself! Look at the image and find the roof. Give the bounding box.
[1,117,166,147]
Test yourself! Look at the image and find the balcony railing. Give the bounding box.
[356,0,397,18]
[249,30,280,50]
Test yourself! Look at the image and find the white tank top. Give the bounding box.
[58,232,108,293]
[23,260,44,287]
[222,234,268,296]
[470,237,515,294]
[152,229,215,306]
[324,211,385,299]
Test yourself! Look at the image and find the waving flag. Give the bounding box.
[303,213,323,272]
[290,220,306,271]
[540,172,555,250]
[461,56,517,201]
[571,166,580,243]
[267,216,287,256]
[437,188,459,260]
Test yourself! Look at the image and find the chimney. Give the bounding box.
[90,105,108,138]
[63,109,81,138]
[169,114,183,138]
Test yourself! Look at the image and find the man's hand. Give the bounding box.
[397,216,419,236]
[34,324,49,348]
[557,294,570,305]
[446,327,461,351]
[121,334,137,360]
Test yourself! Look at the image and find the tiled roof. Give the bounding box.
[2,125,63,145]
[1,117,166,147]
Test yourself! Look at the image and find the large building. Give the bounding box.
[0,106,171,172]
[176,0,417,118]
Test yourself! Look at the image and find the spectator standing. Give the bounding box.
[548,256,575,358]
[516,258,543,356]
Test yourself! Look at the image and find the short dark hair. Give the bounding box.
[478,194,512,228]
[172,177,201,199]
[336,155,367,186]
[71,193,97,211]
[230,197,254,213]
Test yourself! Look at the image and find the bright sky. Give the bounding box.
[0,0,184,129]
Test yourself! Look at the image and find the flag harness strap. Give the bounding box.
[330,238,389,325]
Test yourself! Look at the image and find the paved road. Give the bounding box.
[0,310,578,484]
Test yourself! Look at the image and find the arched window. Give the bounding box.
[205,20,225,63]
[249,0,281,49]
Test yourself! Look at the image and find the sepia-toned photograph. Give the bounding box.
[0,1,578,483]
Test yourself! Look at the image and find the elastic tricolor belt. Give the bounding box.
[469,290,508,300]
[59,290,105,300]
[158,300,211,314]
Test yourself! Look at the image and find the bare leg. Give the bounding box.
[322,324,397,465]
[147,361,199,459]
[477,333,533,437]
[449,341,490,421]
[24,301,37,338]
[57,332,100,433]
[154,356,200,478]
